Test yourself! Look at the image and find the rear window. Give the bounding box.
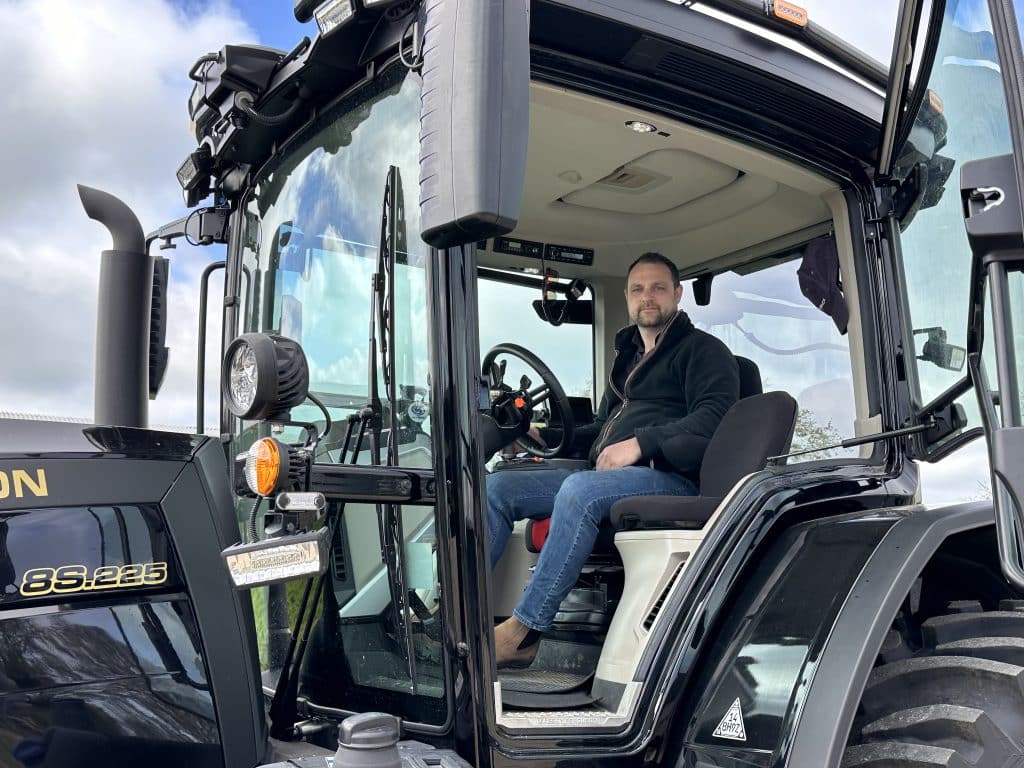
[686,255,856,462]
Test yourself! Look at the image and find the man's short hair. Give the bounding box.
[626,252,680,286]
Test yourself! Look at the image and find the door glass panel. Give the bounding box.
[899,0,1013,408]
[231,65,446,726]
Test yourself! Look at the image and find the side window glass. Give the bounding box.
[899,0,1012,408]
[687,258,855,462]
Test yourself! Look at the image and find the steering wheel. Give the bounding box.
[481,343,575,458]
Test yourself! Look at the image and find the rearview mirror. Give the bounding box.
[914,327,966,371]
[532,299,594,326]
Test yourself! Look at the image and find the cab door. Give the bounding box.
[957,1,1024,589]
[874,0,1020,474]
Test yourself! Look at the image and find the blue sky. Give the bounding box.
[233,2,314,52]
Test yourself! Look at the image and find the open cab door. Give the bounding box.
[958,3,1024,588]
[875,0,1024,461]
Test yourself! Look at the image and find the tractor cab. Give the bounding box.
[221,43,875,722]
[201,0,976,737]
[198,0,1021,749]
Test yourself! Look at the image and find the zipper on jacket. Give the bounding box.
[593,311,681,457]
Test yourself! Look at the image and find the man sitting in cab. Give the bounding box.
[488,252,740,667]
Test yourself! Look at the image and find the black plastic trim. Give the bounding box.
[532,0,882,176]
[162,440,267,767]
[786,501,995,766]
[306,464,436,504]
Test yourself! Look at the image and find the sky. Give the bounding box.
[0,0,311,430]
[0,0,994,505]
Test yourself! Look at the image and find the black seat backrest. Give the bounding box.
[611,390,798,530]
[699,391,798,497]
[735,356,763,398]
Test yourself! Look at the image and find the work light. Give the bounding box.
[222,333,310,421]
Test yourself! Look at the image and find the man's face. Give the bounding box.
[626,261,683,328]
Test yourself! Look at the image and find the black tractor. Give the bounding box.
[5,1,1024,767]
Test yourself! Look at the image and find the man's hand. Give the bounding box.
[595,437,641,470]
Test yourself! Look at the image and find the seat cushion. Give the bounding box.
[610,495,724,530]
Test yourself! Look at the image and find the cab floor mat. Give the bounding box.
[498,667,593,694]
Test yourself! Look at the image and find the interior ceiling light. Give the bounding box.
[626,120,658,134]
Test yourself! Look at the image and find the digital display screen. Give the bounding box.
[493,237,544,258]
[488,237,594,266]
[545,244,594,266]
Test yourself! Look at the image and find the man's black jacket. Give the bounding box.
[567,311,739,480]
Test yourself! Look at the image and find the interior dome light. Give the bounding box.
[626,120,657,134]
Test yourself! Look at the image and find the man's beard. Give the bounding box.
[632,305,675,328]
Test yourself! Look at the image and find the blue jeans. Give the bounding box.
[486,466,698,631]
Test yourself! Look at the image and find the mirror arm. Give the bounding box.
[145,207,231,253]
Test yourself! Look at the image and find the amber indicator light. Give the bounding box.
[772,0,808,27]
[252,438,281,496]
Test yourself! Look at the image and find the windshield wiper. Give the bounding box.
[369,165,419,694]
[698,0,889,89]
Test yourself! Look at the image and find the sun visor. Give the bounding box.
[797,235,849,335]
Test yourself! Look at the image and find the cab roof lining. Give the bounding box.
[479,81,839,280]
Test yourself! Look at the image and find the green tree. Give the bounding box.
[789,408,843,462]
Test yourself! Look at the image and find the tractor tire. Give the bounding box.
[842,605,1024,767]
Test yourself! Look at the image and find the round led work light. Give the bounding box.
[222,333,310,421]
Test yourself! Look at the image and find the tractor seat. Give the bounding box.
[610,390,798,531]
[524,356,769,554]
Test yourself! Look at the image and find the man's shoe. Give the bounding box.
[494,616,540,669]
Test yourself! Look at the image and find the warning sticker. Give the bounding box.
[712,698,747,741]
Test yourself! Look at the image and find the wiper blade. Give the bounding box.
[370,165,419,694]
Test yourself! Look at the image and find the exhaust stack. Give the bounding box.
[78,185,151,428]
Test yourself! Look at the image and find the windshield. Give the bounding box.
[230,64,446,726]
[478,276,595,401]
[237,75,430,449]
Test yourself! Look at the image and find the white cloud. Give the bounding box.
[919,437,992,505]
[0,0,254,428]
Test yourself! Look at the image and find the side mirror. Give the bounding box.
[914,327,966,371]
[273,222,310,278]
[418,0,530,248]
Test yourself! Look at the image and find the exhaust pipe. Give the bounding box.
[78,185,151,428]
